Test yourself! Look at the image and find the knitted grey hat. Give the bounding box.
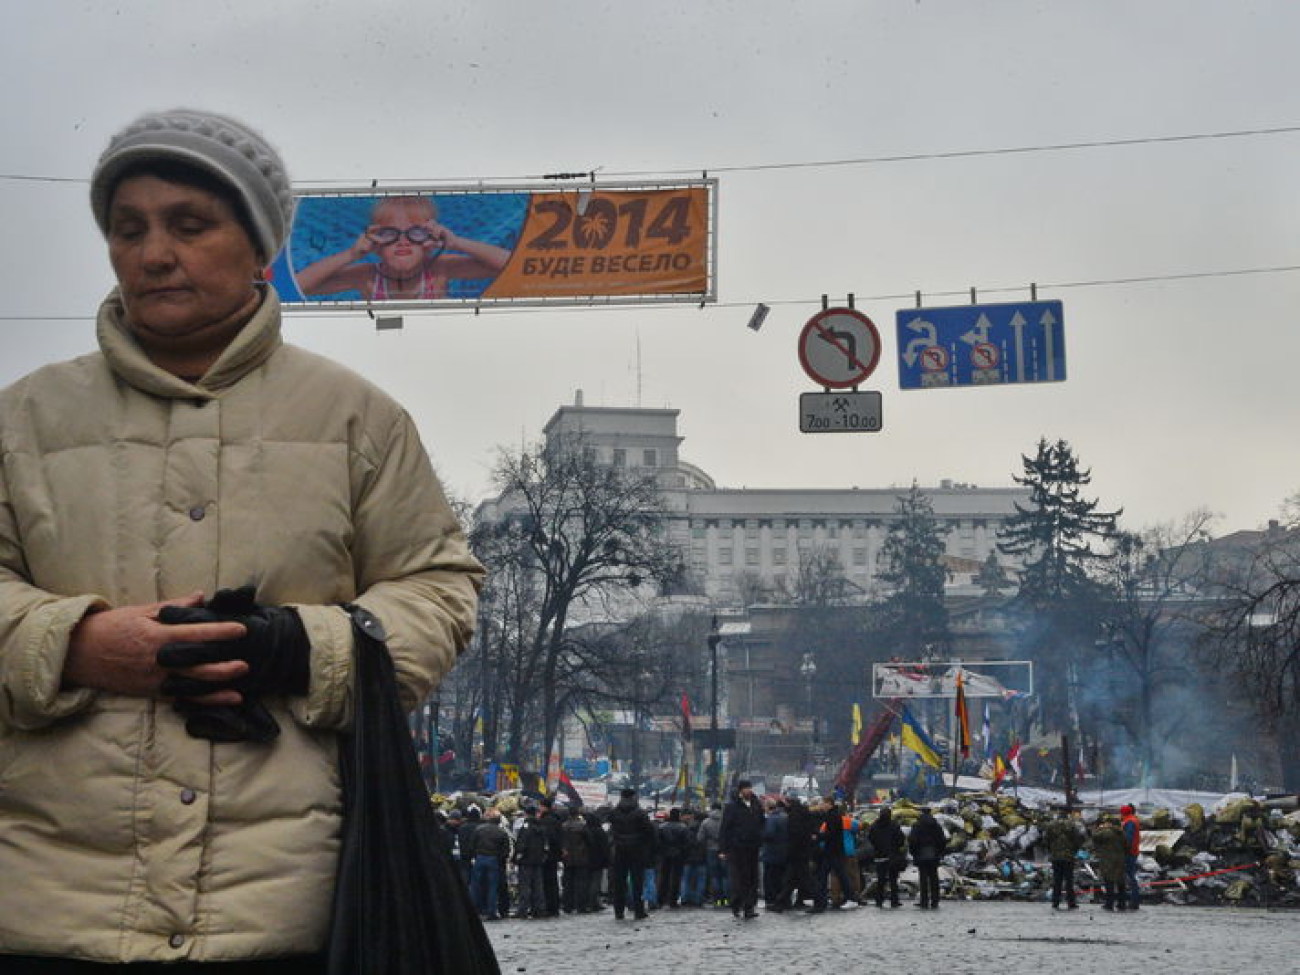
[90,108,295,260]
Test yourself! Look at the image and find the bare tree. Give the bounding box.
[471,435,686,770]
[778,543,858,606]
[1092,510,1218,784]
[1198,521,1300,789]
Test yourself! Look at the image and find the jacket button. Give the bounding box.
[188,506,206,522]
[180,788,197,805]
[168,933,185,948]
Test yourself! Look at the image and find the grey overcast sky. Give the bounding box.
[4,1,1299,534]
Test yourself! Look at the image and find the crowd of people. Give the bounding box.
[433,783,1150,923]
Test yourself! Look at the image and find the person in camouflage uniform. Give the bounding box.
[1089,815,1128,911]
[1043,807,1085,910]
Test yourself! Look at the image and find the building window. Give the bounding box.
[612,447,626,468]
[691,527,706,539]
[773,548,787,566]
[643,448,657,467]
[853,547,868,566]
[718,548,733,565]
[745,548,760,566]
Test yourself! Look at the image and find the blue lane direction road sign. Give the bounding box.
[896,300,1066,390]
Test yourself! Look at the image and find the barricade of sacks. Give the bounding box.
[852,794,1300,907]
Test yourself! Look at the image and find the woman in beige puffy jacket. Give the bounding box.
[0,109,483,973]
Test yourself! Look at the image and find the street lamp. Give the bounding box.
[800,653,817,790]
[707,620,722,802]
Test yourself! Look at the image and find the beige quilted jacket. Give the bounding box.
[0,289,482,963]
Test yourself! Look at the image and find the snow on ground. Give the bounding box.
[486,900,1298,974]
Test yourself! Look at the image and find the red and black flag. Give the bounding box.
[955,671,972,759]
[556,769,583,806]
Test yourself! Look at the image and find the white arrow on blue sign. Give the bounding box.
[895,300,1066,390]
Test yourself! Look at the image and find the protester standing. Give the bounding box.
[700,802,729,906]
[867,806,906,908]
[775,795,817,911]
[1120,804,1143,910]
[680,809,709,907]
[538,797,564,918]
[458,806,484,887]
[809,799,857,911]
[1044,807,1085,910]
[719,780,765,919]
[909,806,947,910]
[759,798,790,909]
[470,809,512,921]
[512,806,550,919]
[560,804,592,914]
[608,788,655,920]
[584,809,611,913]
[1090,815,1129,911]
[656,808,691,908]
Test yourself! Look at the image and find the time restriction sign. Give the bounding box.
[798,307,882,388]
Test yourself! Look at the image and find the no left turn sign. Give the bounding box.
[797,307,882,388]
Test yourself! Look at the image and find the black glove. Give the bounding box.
[156,586,310,745]
[173,698,282,744]
[156,585,311,697]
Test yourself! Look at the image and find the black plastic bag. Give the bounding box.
[327,607,500,975]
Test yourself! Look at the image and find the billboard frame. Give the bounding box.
[871,660,1034,700]
[276,177,718,312]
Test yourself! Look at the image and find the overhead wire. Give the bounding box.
[2,122,1297,321]
[4,263,1299,323]
[2,123,1298,186]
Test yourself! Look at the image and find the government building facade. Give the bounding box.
[538,394,1028,606]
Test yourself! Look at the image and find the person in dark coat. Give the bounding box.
[431,809,457,860]
[759,799,789,909]
[560,804,592,914]
[908,806,947,910]
[775,795,816,911]
[656,808,690,908]
[809,799,857,912]
[469,808,512,921]
[512,805,550,918]
[456,806,483,888]
[537,796,565,917]
[719,780,765,919]
[607,788,655,920]
[679,809,708,906]
[866,806,906,908]
[584,809,611,912]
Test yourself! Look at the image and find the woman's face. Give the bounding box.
[371,202,433,276]
[107,174,261,348]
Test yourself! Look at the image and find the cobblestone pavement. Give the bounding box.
[486,900,1299,974]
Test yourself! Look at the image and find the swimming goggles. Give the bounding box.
[367,225,437,245]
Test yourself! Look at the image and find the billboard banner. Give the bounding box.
[270,180,716,309]
[871,661,1034,700]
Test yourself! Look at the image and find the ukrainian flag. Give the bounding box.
[900,705,943,769]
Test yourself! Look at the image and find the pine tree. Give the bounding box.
[998,438,1122,605]
[874,482,952,658]
[997,438,1122,733]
